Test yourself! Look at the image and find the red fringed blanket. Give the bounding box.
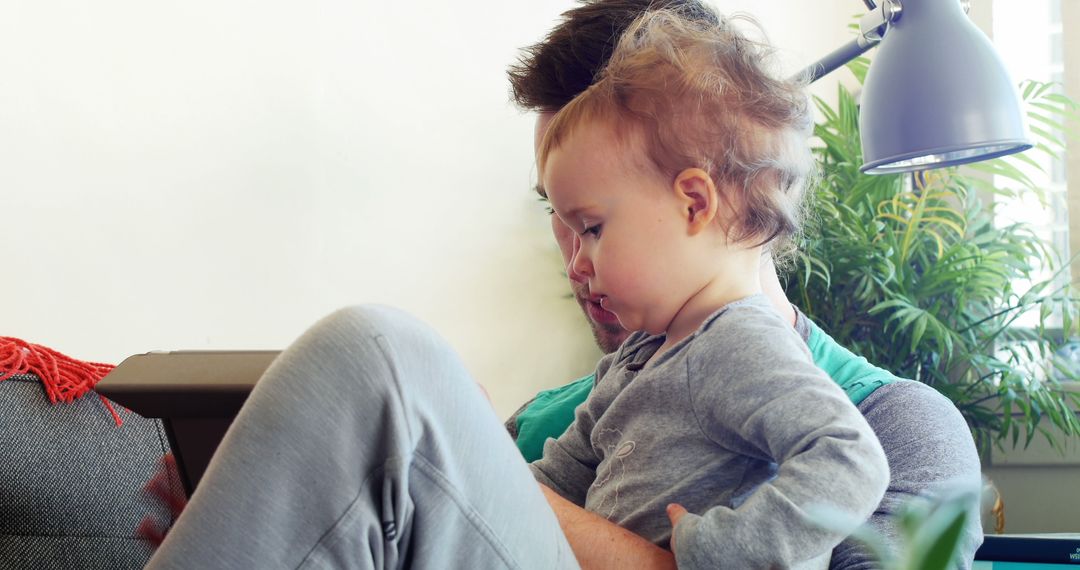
[0,336,123,425]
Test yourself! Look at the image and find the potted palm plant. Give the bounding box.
[785,60,1080,456]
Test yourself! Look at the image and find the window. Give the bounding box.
[988,0,1075,327]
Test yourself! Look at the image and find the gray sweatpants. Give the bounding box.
[147,305,579,569]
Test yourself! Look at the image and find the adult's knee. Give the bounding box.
[258,305,411,397]
[318,305,478,399]
[313,305,427,345]
[278,304,464,397]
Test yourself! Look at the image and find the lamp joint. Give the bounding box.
[859,0,903,47]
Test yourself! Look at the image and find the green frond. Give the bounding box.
[785,76,1080,454]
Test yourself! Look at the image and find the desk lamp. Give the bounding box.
[798,0,1032,174]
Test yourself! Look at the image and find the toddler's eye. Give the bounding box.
[581,224,602,238]
[544,206,555,215]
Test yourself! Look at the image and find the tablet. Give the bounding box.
[96,350,281,495]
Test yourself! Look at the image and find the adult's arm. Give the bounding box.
[539,484,676,570]
[504,397,533,441]
[829,381,984,570]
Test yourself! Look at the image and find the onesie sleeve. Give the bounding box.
[672,307,890,569]
[528,350,618,506]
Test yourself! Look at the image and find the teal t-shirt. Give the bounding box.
[802,318,900,405]
[512,314,899,462]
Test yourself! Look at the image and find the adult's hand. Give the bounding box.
[136,453,188,546]
[539,483,677,570]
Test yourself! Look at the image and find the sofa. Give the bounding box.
[0,373,180,569]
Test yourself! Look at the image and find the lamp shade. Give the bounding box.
[859,0,1032,174]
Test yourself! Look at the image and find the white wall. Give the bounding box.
[0,1,856,417]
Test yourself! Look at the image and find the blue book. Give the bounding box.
[975,534,1080,568]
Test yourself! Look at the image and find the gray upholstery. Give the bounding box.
[0,373,180,569]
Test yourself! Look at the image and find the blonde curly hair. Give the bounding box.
[537,7,816,263]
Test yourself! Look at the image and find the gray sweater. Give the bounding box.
[530,295,890,569]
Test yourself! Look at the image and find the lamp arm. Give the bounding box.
[795,0,904,84]
[798,37,876,84]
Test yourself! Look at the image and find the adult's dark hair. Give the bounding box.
[508,0,719,111]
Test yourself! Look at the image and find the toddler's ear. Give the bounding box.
[673,168,719,235]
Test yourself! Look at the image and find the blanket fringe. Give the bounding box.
[0,336,122,426]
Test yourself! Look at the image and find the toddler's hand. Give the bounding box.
[136,453,188,547]
[666,503,688,552]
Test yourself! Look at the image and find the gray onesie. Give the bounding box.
[530,294,890,569]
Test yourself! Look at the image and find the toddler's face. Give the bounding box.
[541,121,706,336]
